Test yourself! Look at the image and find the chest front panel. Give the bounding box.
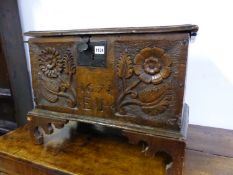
[29,33,189,131]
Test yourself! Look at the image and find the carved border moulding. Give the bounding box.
[36,47,77,108]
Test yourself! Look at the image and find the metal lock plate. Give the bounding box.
[77,40,107,67]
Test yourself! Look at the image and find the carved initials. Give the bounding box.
[80,83,113,112]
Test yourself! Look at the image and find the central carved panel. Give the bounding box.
[76,67,115,117]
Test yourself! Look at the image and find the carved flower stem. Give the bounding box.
[44,84,75,107]
[57,73,76,107]
[67,72,77,104]
[116,79,141,111]
[121,77,126,92]
[70,86,76,99]
[59,76,69,86]
[119,92,165,108]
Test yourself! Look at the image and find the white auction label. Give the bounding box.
[94,46,105,54]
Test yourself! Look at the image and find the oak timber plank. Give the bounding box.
[187,125,233,157]
[184,150,233,175]
[1,124,233,175]
[25,25,198,37]
[0,153,70,175]
[0,124,165,175]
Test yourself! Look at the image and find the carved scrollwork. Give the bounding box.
[38,48,76,108]
[30,116,69,145]
[116,47,172,117]
[123,130,185,175]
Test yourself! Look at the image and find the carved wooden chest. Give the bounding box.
[25,25,198,175]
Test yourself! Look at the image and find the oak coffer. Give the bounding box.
[25,25,198,175]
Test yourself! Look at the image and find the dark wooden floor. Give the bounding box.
[184,125,233,175]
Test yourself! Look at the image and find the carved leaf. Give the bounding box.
[116,54,133,79]
[141,96,170,115]
[43,79,60,92]
[63,50,76,75]
[138,84,168,103]
[41,88,58,103]
[40,79,60,103]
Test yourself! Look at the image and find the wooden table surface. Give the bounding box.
[0,123,233,175]
[185,125,233,175]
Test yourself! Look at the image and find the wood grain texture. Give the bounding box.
[123,130,185,175]
[187,125,233,157]
[0,124,233,175]
[0,124,165,175]
[24,25,198,37]
[184,150,233,175]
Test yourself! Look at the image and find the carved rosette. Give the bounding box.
[134,48,171,84]
[37,48,76,108]
[116,47,172,117]
[39,48,64,78]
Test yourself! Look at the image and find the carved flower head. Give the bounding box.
[39,48,64,78]
[134,48,172,84]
